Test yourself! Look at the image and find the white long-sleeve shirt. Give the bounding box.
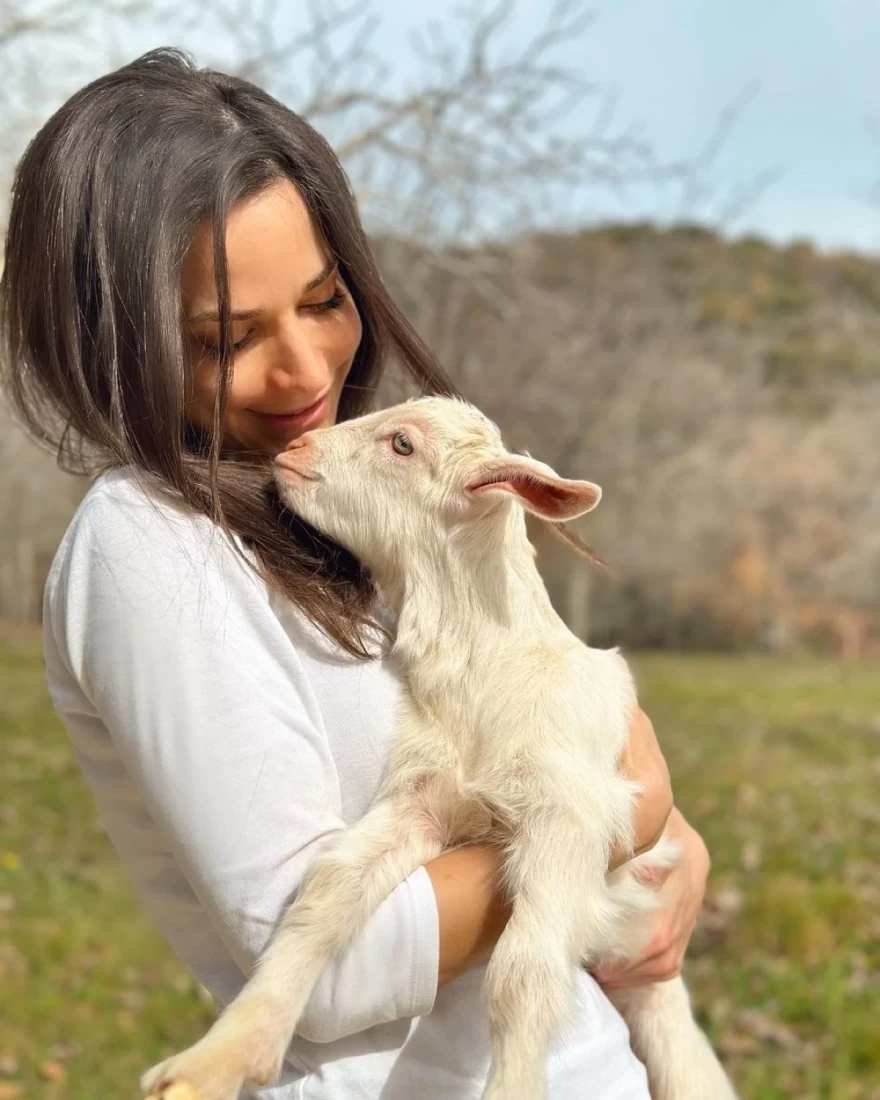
[42,468,650,1100]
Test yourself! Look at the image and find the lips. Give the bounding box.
[251,392,330,435]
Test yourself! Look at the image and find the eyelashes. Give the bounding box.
[204,331,255,359]
[309,288,347,314]
[198,287,348,360]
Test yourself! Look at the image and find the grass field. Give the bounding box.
[0,626,878,1099]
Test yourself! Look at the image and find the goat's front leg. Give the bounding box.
[142,787,447,1100]
[481,808,610,1100]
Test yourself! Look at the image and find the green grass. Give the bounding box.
[1,630,878,1099]
[636,655,880,1100]
[0,628,214,1100]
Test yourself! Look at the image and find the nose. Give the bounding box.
[283,433,313,453]
[268,319,330,392]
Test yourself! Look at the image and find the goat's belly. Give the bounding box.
[445,792,498,845]
[288,965,650,1099]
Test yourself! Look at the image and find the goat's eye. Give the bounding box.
[392,431,414,456]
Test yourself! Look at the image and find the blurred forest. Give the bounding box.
[0,0,878,658]
[378,224,880,654]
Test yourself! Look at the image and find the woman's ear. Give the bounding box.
[467,454,601,521]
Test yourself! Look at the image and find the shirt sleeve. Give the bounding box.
[43,480,439,1044]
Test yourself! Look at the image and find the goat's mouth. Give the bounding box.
[273,454,322,483]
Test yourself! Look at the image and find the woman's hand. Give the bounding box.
[593,807,711,989]
[427,708,687,989]
[610,708,674,870]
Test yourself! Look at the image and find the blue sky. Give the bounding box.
[576,0,880,252]
[127,1,880,254]
[366,0,880,253]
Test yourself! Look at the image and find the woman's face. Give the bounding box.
[181,178,363,455]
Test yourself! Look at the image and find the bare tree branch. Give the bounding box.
[198,0,662,243]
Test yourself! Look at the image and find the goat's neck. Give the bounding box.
[384,507,559,682]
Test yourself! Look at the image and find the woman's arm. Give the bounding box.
[45,483,440,1045]
[426,707,676,988]
[426,844,512,987]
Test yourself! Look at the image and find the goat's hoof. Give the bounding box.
[145,1085,206,1100]
[141,1044,242,1100]
[140,1009,287,1100]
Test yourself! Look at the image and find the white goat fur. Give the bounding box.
[143,397,737,1100]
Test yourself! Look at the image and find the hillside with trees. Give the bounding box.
[3,222,879,654]
[376,222,880,654]
[0,0,877,653]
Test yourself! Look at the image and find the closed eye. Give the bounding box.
[198,330,255,360]
[195,288,348,360]
[307,287,347,314]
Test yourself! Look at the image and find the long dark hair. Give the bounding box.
[0,48,455,656]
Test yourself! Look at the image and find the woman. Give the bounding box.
[1,49,710,1099]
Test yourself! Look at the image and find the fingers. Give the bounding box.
[591,871,688,989]
[593,922,686,987]
[631,861,673,888]
[594,946,684,989]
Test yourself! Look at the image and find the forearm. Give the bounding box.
[425,843,512,988]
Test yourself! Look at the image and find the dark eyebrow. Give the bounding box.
[302,258,338,293]
[187,259,339,323]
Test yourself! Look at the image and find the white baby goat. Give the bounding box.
[143,397,737,1100]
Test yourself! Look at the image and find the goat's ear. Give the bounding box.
[467,455,601,521]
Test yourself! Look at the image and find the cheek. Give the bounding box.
[185,352,255,440]
[336,297,363,364]
[185,356,219,429]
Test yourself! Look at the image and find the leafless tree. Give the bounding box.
[202,0,664,241]
[0,0,183,618]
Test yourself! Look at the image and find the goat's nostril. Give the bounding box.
[285,436,310,452]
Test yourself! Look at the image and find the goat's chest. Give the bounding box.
[401,642,632,804]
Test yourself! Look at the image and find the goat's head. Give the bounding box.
[273,396,601,575]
